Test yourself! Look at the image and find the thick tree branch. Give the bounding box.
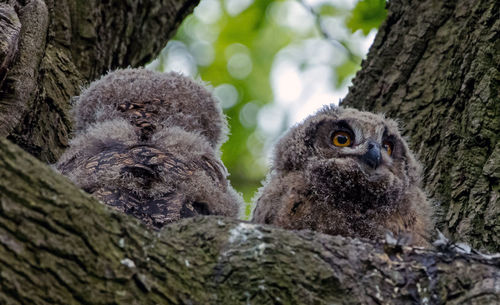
[1,138,499,304]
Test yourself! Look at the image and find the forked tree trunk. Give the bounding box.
[0,0,499,304]
[342,0,499,252]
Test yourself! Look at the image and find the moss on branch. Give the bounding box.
[0,138,498,304]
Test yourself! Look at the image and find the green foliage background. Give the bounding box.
[148,0,386,218]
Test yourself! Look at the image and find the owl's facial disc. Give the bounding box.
[315,119,399,176]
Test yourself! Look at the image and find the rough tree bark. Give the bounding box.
[342,0,499,252]
[0,0,498,304]
[0,0,199,163]
[0,139,499,304]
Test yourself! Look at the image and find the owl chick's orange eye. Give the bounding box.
[382,141,393,156]
[332,131,352,147]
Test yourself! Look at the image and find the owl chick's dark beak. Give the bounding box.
[361,141,381,169]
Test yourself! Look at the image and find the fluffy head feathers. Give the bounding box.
[72,68,227,149]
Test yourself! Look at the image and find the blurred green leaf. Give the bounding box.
[318,3,341,16]
[336,58,361,87]
[346,0,387,35]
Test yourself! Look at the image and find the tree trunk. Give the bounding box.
[0,0,499,303]
[0,138,499,304]
[0,0,199,163]
[342,0,499,252]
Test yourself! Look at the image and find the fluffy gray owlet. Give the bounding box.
[56,69,243,229]
[252,106,433,246]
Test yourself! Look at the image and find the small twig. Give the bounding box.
[296,0,359,63]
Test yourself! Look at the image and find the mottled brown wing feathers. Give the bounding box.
[93,186,186,228]
[69,144,227,229]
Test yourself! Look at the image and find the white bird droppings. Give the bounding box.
[120,258,136,268]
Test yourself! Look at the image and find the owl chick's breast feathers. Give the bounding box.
[252,105,434,246]
[56,69,243,229]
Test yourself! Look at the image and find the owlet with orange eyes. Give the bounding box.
[252,106,434,246]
